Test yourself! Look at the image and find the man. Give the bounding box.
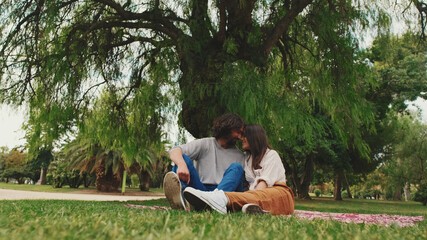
[164,113,246,210]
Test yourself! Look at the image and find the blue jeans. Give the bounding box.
[172,154,244,192]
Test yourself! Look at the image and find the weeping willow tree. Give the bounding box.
[0,1,425,196]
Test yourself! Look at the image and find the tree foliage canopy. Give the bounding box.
[0,1,425,180]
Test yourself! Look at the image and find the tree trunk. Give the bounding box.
[393,187,402,201]
[179,42,227,138]
[36,168,47,185]
[139,169,151,191]
[334,172,343,201]
[18,177,25,184]
[404,182,411,201]
[83,172,89,188]
[288,156,314,200]
[344,174,353,199]
[95,158,121,192]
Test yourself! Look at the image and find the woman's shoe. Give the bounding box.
[242,203,269,215]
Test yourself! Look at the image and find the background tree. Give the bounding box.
[1,0,424,139]
[1,149,39,184]
[0,1,426,197]
[30,148,54,185]
[324,31,427,200]
[63,139,124,192]
[0,146,9,180]
[382,112,426,203]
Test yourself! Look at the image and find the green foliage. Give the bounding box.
[28,148,53,170]
[0,147,8,177]
[413,184,427,206]
[47,158,67,188]
[367,31,427,117]
[0,1,425,199]
[379,113,427,199]
[314,189,322,197]
[1,0,422,140]
[64,169,83,189]
[0,149,40,183]
[3,150,26,169]
[341,190,349,199]
[351,111,426,202]
[130,174,139,188]
[217,23,376,197]
[2,168,30,184]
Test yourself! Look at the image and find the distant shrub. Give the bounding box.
[413,183,427,206]
[372,189,382,199]
[314,189,321,197]
[48,160,67,188]
[131,174,139,188]
[341,190,349,199]
[67,169,83,188]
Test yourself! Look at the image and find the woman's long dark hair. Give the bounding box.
[245,124,272,170]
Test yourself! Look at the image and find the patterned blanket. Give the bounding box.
[125,204,424,227]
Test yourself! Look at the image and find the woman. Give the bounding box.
[183,124,294,215]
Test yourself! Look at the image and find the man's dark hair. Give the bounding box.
[212,113,245,139]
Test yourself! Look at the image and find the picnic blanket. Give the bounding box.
[125,204,424,227]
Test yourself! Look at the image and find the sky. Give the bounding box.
[0,105,26,149]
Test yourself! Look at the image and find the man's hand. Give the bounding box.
[169,148,191,184]
[176,164,190,184]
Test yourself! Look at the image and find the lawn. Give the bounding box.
[0,197,425,239]
[0,182,90,193]
[0,182,163,194]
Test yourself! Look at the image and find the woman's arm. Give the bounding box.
[253,150,286,189]
[255,180,268,190]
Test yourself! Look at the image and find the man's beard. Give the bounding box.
[225,135,239,147]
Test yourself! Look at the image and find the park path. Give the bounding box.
[0,189,165,201]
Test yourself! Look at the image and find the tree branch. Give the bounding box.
[216,0,227,43]
[117,48,160,108]
[224,0,257,31]
[76,80,108,110]
[0,1,38,56]
[263,0,313,55]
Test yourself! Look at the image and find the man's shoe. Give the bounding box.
[183,187,228,214]
[163,172,186,210]
[241,203,270,215]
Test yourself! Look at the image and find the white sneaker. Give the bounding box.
[163,172,186,210]
[242,203,270,215]
[183,187,228,214]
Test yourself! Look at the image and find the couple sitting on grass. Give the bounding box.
[164,113,294,215]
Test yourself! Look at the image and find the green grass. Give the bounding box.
[298,197,427,216]
[0,182,162,194]
[0,198,426,239]
[0,182,90,193]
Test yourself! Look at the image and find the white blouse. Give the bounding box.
[245,149,286,190]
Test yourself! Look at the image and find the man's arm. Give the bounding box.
[169,148,190,184]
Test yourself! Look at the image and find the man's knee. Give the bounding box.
[182,154,191,162]
[182,154,196,168]
[228,162,244,174]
